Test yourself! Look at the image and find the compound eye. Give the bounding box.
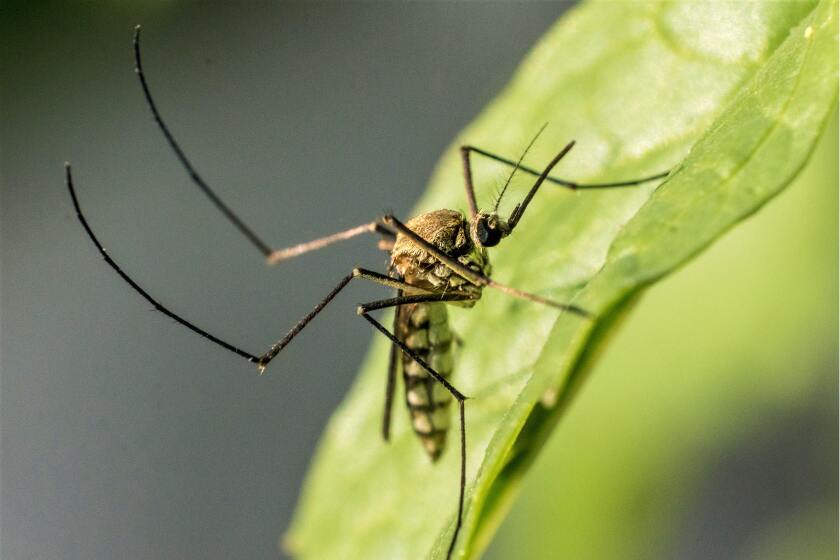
[476,218,502,247]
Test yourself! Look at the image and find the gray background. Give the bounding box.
[1,3,570,559]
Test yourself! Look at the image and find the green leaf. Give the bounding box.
[286,2,838,559]
[487,113,838,559]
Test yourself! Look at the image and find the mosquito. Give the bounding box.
[65,26,670,559]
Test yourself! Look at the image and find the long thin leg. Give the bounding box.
[451,398,466,560]
[66,163,260,364]
[359,311,468,560]
[365,291,477,443]
[459,146,479,219]
[462,145,671,190]
[67,162,433,371]
[507,140,576,230]
[358,292,478,314]
[134,26,272,258]
[382,293,401,442]
[360,312,466,413]
[134,26,394,266]
[225,264,443,370]
[266,223,394,265]
[349,268,437,296]
[382,215,588,316]
[460,125,548,220]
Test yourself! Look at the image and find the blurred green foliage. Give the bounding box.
[287,2,837,558]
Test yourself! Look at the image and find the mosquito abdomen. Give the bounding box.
[400,301,454,461]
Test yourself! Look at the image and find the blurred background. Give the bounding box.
[1,2,836,560]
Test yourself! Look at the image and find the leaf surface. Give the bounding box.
[287,2,838,558]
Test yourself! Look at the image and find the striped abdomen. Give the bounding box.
[398,301,454,461]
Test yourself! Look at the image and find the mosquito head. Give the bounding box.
[470,211,510,248]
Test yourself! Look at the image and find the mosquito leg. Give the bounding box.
[358,292,478,314]
[366,289,478,437]
[376,291,477,441]
[462,145,671,190]
[461,125,548,219]
[382,293,401,442]
[382,215,588,316]
[507,140,576,230]
[133,26,395,265]
[253,270,441,370]
[359,311,468,559]
[352,268,437,296]
[359,311,467,411]
[133,26,273,257]
[364,291,477,439]
[459,146,480,219]
[66,163,260,363]
[67,162,438,371]
[451,398,466,560]
[266,223,395,265]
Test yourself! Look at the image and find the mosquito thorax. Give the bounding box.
[470,212,510,248]
[391,209,489,293]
